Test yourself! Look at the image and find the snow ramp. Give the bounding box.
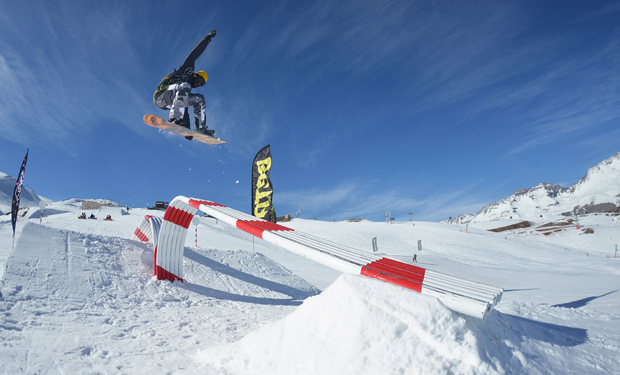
[148,196,503,319]
[197,274,519,374]
[97,206,129,217]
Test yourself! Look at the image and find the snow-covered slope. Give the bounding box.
[1,200,619,374]
[448,152,620,223]
[0,171,49,214]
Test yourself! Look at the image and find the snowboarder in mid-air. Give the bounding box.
[153,30,217,139]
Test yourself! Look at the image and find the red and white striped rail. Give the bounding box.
[154,196,503,319]
[131,215,165,278]
[131,215,163,246]
[154,199,199,282]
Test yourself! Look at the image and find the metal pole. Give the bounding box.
[191,216,200,248]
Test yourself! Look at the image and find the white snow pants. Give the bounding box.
[154,82,206,129]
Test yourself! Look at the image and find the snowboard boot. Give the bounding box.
[170,117,190,129]
[197,126,215,137]
[170,118,193,140]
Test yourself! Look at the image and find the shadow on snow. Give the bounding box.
[551,290,618,309]
[181,248,319,306]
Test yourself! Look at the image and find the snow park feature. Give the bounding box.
[131,215,163,247]
[141,196,503,319]
[2,161,620,373]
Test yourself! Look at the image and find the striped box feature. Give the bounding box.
[151,196,503,319]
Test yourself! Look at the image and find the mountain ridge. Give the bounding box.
[446,152,620,224]
[0,172,47,214]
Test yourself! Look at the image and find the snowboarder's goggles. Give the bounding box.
[194,74,206,86]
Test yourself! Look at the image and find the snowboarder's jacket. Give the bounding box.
[153,34,215,104]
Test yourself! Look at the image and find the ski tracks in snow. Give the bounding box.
[0,222,319,373]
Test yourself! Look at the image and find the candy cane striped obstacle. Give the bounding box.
[153,196,503,319]
[131,215,163,245]
[131,215,164,274]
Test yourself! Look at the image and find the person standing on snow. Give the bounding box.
[153,30,217,138]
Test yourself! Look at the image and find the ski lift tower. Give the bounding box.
[573,208,580,228]
[408,211,413,221]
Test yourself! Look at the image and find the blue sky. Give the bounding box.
[1,0,619,221]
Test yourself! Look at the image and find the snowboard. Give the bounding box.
[143,114,227,145]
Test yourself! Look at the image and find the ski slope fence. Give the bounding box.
[134,196,504,319]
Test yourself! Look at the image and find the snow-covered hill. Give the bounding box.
[0,171,50,214]
[447,152,620,223]
[1,198,619,374]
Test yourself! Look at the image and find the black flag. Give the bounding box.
[251,145,276,223]
[11,149,29,236]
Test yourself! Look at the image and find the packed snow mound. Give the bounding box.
[0,172,47,213]
[198,274,524,375]
[447,152,620,223]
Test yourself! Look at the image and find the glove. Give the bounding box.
[208,30,217,38]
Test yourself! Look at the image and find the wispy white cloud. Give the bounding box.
[247,1,620,165]
[0,1,155,151]
[502,38,620,158]
[276,177,490,221]
[573,2,620,22]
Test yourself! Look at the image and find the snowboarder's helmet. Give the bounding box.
[194,71,207,86]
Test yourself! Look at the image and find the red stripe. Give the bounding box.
[364,261,425,283]
[242,220,294,232]
[181,208,193,228]
[376,257,426,275]
[133,228,149,242]
[163,206,193,229]
[155,265,183,282]
[154,244,158,277]
[163,205,177,223]
[145,215,153,223]
[236,220,265,239]
[188,199,226,210]
[360,258,426,293]
[361,267,423,293]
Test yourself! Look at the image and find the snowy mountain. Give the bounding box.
[447,152,620,224]
[0,171,49,214]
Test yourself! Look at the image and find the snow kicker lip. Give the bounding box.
[136,196,503,319]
